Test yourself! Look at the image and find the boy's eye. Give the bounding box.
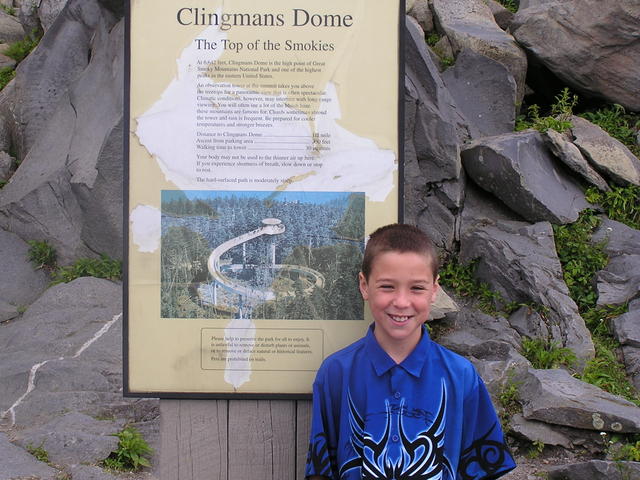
[379,284,394,290]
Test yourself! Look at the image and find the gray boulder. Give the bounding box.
[520,368,640,433]
[406,17,464,184]
[460,220,595,363]
[0,432,58,480]
[571,116,640,187]
[0,9,24,43]
[484,0,514,30]
[5,0,117,162]
[592,218,640,257]
[38,0,69,31]
[543,129,610,192]
[14,411,123,465]
[0,150,12,180]
[511,0,640,111]
[0,228,49,306]
[404,17,465,251]
[407,0,433,32]
[0,277,122,425]
[510,413,573,448]
[596,254,640,306]
[18,0,40,37]
[0,6,124,263]
[547,460,640,480]
[611,310,640,348]
[442,49,517,139]
[431,0,527,102]
[462,130,590,224]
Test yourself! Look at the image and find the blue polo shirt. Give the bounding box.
[305,324,515,480]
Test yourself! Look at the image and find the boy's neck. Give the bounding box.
[373,327,422,364]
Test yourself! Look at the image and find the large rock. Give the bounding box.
[0,9,25,43]
[5,0,117,162]
[571,116,640,187]
[461,130,590,224]
[548,460,640,480]
[442,49,517,139]
[0,228,49,306]
[460,220,595,363]
[520,368,640,433]
[431,0,527,102]
[405,17,463,184]
[0,7,124,263]
[38,0,70,31]
[511,0,640,111]
[592,218,640,305]
[0,277,123,425]
[596,255,640,306]
[543,129,610,192]
[510,413,573,448]
[404,17,465,251]
[14,411,123,465]
[0,432,58,480]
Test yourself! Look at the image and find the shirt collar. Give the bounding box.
[364,323,431,378]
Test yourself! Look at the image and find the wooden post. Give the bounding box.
[159,399,313,480]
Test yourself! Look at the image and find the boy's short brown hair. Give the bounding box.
[361,224,439,280]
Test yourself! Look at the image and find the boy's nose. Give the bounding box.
[392,290,411,308]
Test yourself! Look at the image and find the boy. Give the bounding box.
[305,224,515,480]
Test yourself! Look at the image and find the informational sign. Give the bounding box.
[125,0,403,397]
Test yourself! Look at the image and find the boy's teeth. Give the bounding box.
[390,315,409,322]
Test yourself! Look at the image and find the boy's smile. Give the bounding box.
[359,251,439,361]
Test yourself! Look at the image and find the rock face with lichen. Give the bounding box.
[0,0,639,478]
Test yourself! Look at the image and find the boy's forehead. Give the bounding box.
[368,250,435,276]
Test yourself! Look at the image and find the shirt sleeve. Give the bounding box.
[457,375,516,480]
[305,373,337,479]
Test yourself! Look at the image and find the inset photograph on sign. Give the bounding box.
[160,190,364,321]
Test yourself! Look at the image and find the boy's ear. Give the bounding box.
[358,272,369,300]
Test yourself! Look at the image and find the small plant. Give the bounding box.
[425,32,440,47]
[516,88,579,133]
[553,211,607,312]
[498,373,522,430]
[497,0,518,13]
[579,334,639,405]
[5,31,41,63]
[440,56,455,69]
[102,426,153,471]
[527,440,545,459]
[585,185,640,230]
[521,337,576,370]
[52,254,122,284]
[26,442,50,463]
[27,240,57,270]
[0,66,15,90]
[0,4,15,15]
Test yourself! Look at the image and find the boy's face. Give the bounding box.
[359,251,439,355]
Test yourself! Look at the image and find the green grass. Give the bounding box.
[0,31,41,91]
[425,32,440,47]
[102,426,153,471]
[580,104,640,158]
[26,442,49,463]
[552,211,607,312]
[516,88,579,133]
[0,66,15,90]
[497,0,518,13]
[0,5,15,15]
[521,337,576,369]
[52,254,122,284]
[585,185,640,230]
[5,33,41,63]
[27,240,57,270]
[439,257,547,318]
[27,239,121,283]
[553,213,639,404]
